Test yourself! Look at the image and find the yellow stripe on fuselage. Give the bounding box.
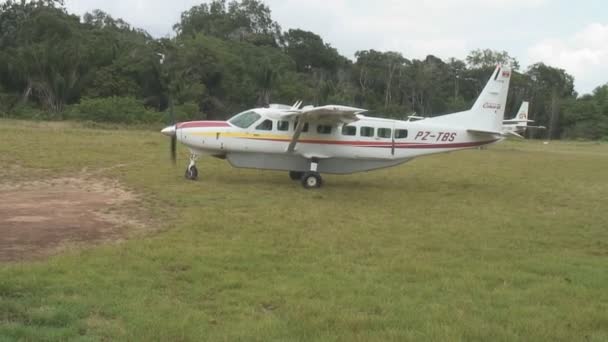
[191,131,290,140]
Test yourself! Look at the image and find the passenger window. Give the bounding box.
[256,119,273,131]
[277,120,289,131]
[377,128,392,138]
[360,126,374,137]
[317,125,332,134]
[342,125,356,136]
[293,120,309,132]
[395,129,408,139]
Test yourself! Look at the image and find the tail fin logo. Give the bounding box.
[518,112,527,119]
[483,103,502,110]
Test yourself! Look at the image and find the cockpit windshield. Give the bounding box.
[228,111,261,128]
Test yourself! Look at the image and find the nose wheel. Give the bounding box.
[185,154,199,181]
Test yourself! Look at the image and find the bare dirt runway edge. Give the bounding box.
[0,177,142,262]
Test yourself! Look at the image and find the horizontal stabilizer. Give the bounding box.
[503,119,534,124]
[504,131,524,138]
[467,129,504,136]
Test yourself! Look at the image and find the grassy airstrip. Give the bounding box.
[1,119,607,341]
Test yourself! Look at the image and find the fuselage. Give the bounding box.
[173,109,500,174]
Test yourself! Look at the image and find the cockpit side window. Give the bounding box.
[256,119,273,131]
[229,111,261,128]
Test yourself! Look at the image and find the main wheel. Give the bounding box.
[185,165,198,180]
[289,171,303,181]
[301,172,322,189]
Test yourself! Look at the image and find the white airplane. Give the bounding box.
[502,101,546,137]
[161,65,512,188]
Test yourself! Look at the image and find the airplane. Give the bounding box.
[161,65,512,189]
[502,101,546,137]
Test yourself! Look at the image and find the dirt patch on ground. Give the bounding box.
[0,177,143,262]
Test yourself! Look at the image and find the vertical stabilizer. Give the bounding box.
[514,101,529,125]
[425,65,512,132]
[470,65,512,131]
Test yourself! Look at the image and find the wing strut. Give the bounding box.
[287,119,306,153]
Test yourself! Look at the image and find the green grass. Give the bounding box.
[1,119,607,341]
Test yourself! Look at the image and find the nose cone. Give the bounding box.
[161,125,176,137]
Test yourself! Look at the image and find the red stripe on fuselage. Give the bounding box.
[177,121,230,129]
[244,137,498,149]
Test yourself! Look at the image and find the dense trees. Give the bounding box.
[0,0,606,139]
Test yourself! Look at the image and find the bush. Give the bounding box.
[6,102,55,120]
[1,88,57,120]
[173,101,205,122]
[67,97,163,124]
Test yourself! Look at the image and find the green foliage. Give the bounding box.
[466,48,520,70]
[4,102,52,120]
[174,0,281,47]
[283,29,346,73]
[67,97,162,124]
[0,0,606,139]
[173,101,204,122]
[561,84,608,140]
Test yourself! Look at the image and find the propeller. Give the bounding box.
[170,132,176,164]
[161,100,177,165]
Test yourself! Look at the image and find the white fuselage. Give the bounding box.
[176,111,500,174]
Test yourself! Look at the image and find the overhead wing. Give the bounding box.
[281,105,365,123]
[407,115,426,122]
[284,105,367,153]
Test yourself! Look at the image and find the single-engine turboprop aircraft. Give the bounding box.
[502,101,546,137]
[161,65,512,188]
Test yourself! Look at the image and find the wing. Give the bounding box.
[281,105,365,124]
[284,105,367,153]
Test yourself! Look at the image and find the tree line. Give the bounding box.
[1,0,607,140]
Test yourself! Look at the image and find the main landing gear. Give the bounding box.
[185,154,199,181]
[290,158,323,189]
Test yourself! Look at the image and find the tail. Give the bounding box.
[512,101,529,127]
[425,65,511,132]
[469,65,512,131]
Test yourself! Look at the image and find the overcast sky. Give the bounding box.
[63,0,608,95]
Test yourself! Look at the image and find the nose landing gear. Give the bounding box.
[185,154,199,180]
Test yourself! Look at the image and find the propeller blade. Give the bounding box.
[167,99,176,164]
[171,134,177,164]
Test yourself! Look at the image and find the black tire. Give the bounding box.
[301,172,322,189]
[289,171,303,181]
[185,165,198,180]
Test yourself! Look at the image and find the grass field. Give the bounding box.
[1,119,607,341]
